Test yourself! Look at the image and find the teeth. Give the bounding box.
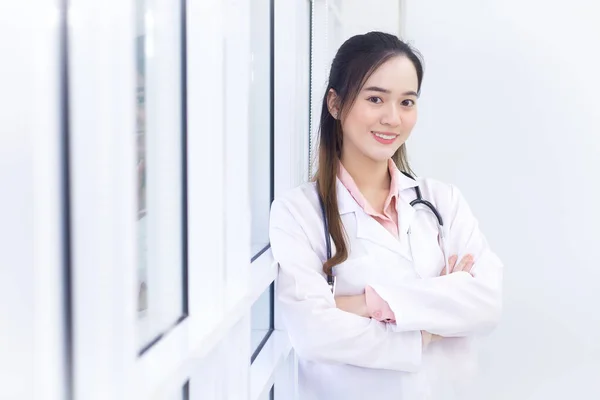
[373,132,396,140]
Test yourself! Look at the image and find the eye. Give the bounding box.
[367,96,382,104]
[402,99,416,107]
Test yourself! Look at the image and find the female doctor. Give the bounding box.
[269,31,503,399]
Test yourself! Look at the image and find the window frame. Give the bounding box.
[2,1,70,399]
[249,0,312,398]
[249,0,276,364]
[65,0,242,398]
[66,0,311,398]
[135,0,190,356]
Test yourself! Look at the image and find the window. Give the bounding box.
[249,0,274,258]
[250,282,274,362]
[135,0,188,352]
[249,0,275,366]
[64,0,312,396]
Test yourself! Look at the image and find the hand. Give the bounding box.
[335,294,369,318]
[431,334,443,342]
[424,254,475,347]
[421,331,443,348]
[440,254,475,276]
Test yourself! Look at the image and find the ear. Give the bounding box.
[327,88,340,119]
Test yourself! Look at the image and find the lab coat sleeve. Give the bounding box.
[269,197,424,371]
[369,184,503,337]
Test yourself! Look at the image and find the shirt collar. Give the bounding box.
[337,159,418,215]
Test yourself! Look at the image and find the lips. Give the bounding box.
[371,131,398,144]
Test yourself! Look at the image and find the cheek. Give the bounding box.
[402,109,418,130]
[345,104,379,131]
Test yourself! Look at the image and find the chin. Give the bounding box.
[365,150,397,163]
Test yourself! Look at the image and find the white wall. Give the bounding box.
[1,2,67,399]
[1,21,35,395]
[404,0,600,398]
[326,0,401,71]
[339,0,400,39]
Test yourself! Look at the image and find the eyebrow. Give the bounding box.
[363,86,419,97]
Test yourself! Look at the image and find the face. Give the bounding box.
[329,55,419,164]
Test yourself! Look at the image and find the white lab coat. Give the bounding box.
[269,174,503,400]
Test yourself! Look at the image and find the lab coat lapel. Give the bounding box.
[397,194,416,234]
[336,178,414,261]
[396,170,420,229]
[355,211,413,261]
[396,172,420,251]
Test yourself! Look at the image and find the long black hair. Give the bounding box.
[313,31,425,275]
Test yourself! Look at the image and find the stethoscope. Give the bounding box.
[318,172,448,293]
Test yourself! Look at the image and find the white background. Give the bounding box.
[5,0,598,399]
[404,0,600,398]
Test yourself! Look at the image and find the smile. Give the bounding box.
[371,131,398,144]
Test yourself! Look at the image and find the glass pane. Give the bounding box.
[250,283,273,360]
[249,0,272,257]
[135,0,186,350]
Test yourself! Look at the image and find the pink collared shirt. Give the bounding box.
[338,160,398,322]
[338,159,401,238]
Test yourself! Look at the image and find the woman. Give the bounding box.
[269,31,503,399]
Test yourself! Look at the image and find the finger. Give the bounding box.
[422,331,432,347]
[441,255,458,276]
[432,334,443,342]
[458,260,474,275]
[455,254,474,272]
[449,255,458,269]
[463,259,476,275]
[440,256,458,276]
[454,255,469,272]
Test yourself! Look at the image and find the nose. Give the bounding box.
[381,104,402,127]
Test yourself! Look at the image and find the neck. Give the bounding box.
[340,150,390,193]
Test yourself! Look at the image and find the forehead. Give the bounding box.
[363,55,419,93]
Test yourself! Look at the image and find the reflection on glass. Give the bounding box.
[249,0,272,257]
[135,0,186,351]
[136,0,148,317]
[251,283,273,360]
